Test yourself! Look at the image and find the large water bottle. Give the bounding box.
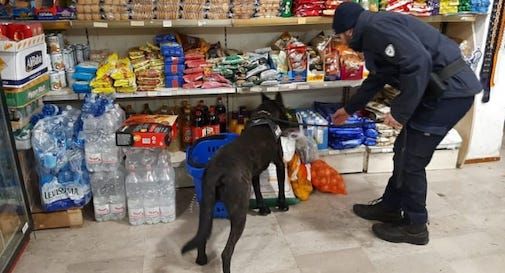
[143,165,161,224]
[109,169,126,220]
[125,166,144,225]
[83,116,102,172]
[155,150,176,223]
[90,172,111,222]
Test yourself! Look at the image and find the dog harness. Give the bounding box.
[247,110,282,140]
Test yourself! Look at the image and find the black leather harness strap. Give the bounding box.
[247,110,282,140]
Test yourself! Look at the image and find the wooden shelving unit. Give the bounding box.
[30,14,481,31]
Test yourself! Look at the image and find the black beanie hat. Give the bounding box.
[332,2,365,34]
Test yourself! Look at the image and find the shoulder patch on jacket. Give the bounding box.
[385,44,395,57]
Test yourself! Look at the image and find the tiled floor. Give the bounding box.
[13,148,505,273]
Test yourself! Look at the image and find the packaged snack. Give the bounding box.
[338,46,364,80]
[287,42,308,82]
[183,73,204,83]
[183,81,203,89]
[324,52,341,81]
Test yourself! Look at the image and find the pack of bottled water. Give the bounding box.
[81,95,127,221]
[31,104,92,211]
[124,148,176,225]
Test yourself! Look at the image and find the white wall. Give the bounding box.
[465,5,505,160]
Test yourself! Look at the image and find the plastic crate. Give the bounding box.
[186,133,239,218]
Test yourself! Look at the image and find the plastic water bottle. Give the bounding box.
[155,150,176,223]
[109,169,126,220]
[83,116,102,172]
[143,165,161,224]
[126,167,144,225]
[91,172,111,222]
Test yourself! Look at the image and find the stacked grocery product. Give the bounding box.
[129,40,165,91]
[76,0,101,20]
[439,0,459,14]
[71,62,99,94]
[181,0,206,19]
[1,23,50,130]
[183,51,206,88]
[131,0,154,20]
[156,0,181,19]
[31,104,92,211]
[161,37,185,88]
[375,123,401,146]
[46,32,91,93]
[294,0,325,16]
[408,0,433,16]
[257,0,281,17]
[296,109,329,150]
[89,53,136,94]
[81,95,126,221]
[232,0,256,18]
[208,0,231,19]
[314,102,378,149]
[123,147,176,224]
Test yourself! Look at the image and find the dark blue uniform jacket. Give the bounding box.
[344,11,482,125]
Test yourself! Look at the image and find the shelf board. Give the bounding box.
[237,80,363,93]
[43,89,81,101]
[36,14,480,30]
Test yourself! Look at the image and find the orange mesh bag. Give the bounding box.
[310,159,347,195]
[288,153,313,201]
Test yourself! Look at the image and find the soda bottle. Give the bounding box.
[125,105,136,118]
[230,111,238,133]
[236,115,246,134]
[181,101,192,149]
[192,109,205,142]
[208,106,220,135]
[141,103,153,115]
[216,96,227,132]
[197,100,209,125]
[157,104,171,115]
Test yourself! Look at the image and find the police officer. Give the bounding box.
[332,2,482,245]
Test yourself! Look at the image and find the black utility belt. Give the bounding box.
[426,58,467,99]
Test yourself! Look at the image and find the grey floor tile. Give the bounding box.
[296,248,377,273]
[68,256,144,273]
[449,253,505,273]
[373,252,456,273]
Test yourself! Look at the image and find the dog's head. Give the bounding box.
[257,92,290,129]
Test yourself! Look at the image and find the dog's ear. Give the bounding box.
[261,93,270,102]
[275,92,284,105]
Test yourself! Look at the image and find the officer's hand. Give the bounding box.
[384,113,403,129]
[332,108,350,125]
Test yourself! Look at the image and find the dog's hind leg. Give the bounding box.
[252,175,271,215]
[196,241,208,265]
[274,160,289,211]
[221,205,247,273]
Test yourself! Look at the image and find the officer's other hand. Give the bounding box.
[332,108,350,125]
[384,113,403,129]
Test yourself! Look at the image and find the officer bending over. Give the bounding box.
[331,2,482,245]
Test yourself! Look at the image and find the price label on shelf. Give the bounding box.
[266,86,279,92]
[251,86,262,92]
[297,18,307,25]
[198,20,207,26]
[163,20,173,27]
[297,84,310,90]
[93,22,108,28]
[130,21,145,27]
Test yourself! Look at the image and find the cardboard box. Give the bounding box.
[0,37,49,87]
[116,115,178,148]
[4,73,49,107]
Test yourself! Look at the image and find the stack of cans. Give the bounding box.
[46,33,90,92]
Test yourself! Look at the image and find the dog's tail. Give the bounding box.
[181,171,218,254]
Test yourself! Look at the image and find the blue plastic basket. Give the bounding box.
[186,133,239,218]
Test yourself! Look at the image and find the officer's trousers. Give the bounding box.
[381,96,475,224]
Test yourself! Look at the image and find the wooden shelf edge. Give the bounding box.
[34,14,481,30]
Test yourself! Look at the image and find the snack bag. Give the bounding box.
[310,160,347,195]
[288,153,313,201]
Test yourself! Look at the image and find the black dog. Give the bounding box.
[181,92,290,273]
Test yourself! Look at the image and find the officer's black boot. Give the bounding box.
[372,221,429,245]
[353,198,403,223]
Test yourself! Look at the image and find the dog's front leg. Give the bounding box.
[275,160,289,211]
[253,175,271,215]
